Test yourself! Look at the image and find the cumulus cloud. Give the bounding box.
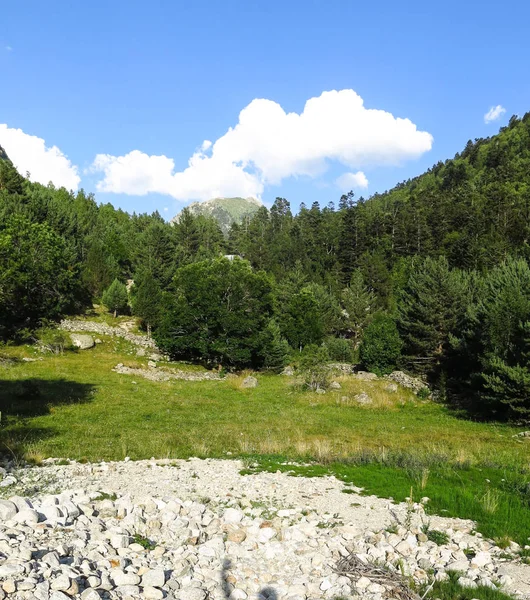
[90,89,433,202]
[0,124,80,190]
[336,171,369,190]
[484,105,506,124]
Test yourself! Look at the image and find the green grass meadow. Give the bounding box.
[1,336,530,546]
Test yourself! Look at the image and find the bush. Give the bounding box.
[323,337,354,363]
[359,313,402,376]
[36,327,73,354]
[298,345,331,391]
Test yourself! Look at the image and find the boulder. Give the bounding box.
[329,381,342,389]
[281,366,295,376]
[70,334,95,350]
[387,371,429,394]
[241,376,258,388]
[354,371,378,381]
[354,392,372,405]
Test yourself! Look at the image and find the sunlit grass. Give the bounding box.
[2,339,530,543]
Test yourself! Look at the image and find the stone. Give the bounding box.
[81,590,102,600]
[70,334,95,350]
[143,587,165,599]
[385,383,398,393]
[141,569,166,588]
[387,370,429,394]
[354,391,372,405]
[354,371,378,381]
[223,508,244,523]
[329,381,341,389]
[50,593,71,600]
[457,577,477,589]
[0,499,17,521]
[2,580,16,594]
[148,360,157,368]
[227,528,247,543]
[281,366,294,376]
[241,376,258,388]
[0,476,16,487]
[111,570,140,586]
[51,575,72,592]
[0,563,25,579]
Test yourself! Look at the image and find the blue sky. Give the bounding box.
[1,0,529,217]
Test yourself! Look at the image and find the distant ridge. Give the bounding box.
[0,145,10,162]
[171,196,262,235]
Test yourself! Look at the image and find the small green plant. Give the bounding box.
[518,548,530,564]
[481,489,500,514]
[427,529,450,546]
[95,492,118,501]
[463,548,477,559]
[133,534,156,550]
[494,535,512,549]
[417,387,431,400]
[386,522,399,534]
[422,569,514,600]
[56,459,70,466]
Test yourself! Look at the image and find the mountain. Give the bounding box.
[0,145,10,162]
[171,197,262,235]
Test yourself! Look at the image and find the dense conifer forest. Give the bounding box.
[2,112,530,419]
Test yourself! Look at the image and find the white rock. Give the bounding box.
[81,590,102,600]
[143,587,165,599]
[0,500,17,521]
[457,577,477,589]
[223,508,244,523]
[141,569,166,588]
[13,508,39,524]
[0,564,25,578]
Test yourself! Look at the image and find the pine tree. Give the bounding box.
[341,270,374,342]
[397,256,472,376]
[102,279,129,317]
[132,272,162,337]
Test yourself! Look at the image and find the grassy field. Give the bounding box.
[1,332,530,545]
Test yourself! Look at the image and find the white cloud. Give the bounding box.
[336,171,369,190]
[5,46,12,52]
[90,89,433,202]
[484,105,506,124]
[0,124,80,190]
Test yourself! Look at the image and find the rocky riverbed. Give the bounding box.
[0,458,529,600]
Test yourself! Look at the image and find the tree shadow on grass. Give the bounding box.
[0,378,96,458]
[0,378,96,418]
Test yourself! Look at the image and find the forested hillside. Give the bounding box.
[2,113,530,419]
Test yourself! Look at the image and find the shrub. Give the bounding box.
[359,313,402,376]
[36,327,73,354]
[323,337,354,363]
[298,345,330,391]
